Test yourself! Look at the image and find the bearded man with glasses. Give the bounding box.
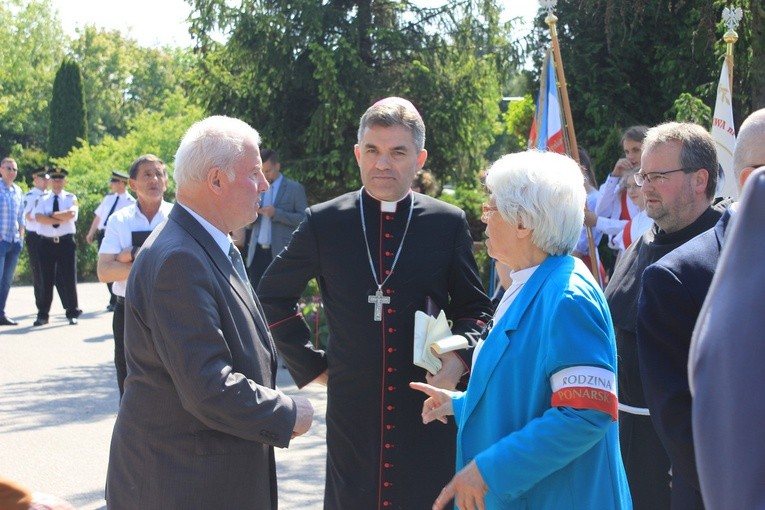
[604,122,730,509]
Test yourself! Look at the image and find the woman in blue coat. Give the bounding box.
[412,150,632,510]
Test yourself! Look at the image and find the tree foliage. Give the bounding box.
[187,0,523,203]
[528,0,760,181]
[49,91,205,280]
[0,0,66,155]
[68,26,198,145]
[49,59,88,158]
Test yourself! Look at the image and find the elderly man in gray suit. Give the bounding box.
[105,116,314,510]
[244,148,308,288]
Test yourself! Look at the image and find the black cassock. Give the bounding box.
[259,190,492,510]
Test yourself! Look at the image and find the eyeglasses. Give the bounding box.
[481,203,499,221]
[634,167,698,187]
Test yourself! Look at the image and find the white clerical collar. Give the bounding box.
[362,187,411,213]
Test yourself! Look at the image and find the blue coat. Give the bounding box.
[453,255,632,509]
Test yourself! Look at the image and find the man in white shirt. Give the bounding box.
[87,170,135,311]
[97,155,173,397]
[32,168,80,326]
[23,167,51,320]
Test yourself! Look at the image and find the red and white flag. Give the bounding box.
[529,49,564,154]
[711,59,738,200]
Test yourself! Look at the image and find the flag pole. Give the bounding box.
[722,7,741,91]
[542,1,601,285]
[712,6,742,200]
[544,7,579,163]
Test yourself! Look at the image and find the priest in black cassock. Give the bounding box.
[258,97,492,510]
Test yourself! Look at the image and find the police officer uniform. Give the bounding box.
[23,167,51,316]
[32,168,81,325]
[92,170,135,310]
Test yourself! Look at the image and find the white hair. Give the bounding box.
[485,150,585,255]
[173,116,261,191]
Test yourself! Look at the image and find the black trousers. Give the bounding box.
[112,298,126,397]
[38,234,80,319]
[619,411,672,509]
[95,230,116,306]
[25,232,45,312]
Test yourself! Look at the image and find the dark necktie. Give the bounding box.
[52,194,60,228]
[228,243,249,285]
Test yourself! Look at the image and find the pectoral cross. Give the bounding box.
[368,288,390,321]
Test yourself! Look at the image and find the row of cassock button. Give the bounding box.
[381,212,399,508]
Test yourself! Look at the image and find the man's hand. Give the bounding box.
[291,396,314,438]
[433,460,488,510]
[612,158,633,177]
[116,246,134,264]
[426,350,466,390]
[86,231,96,244]
[409,382,455,424]
[259,205,275,218]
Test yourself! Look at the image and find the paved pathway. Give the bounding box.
[0,282,327,509]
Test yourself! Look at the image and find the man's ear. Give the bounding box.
[207,167,225,195]
[739,167,755,192]
[417,149,428,169]
[695,168,710,193]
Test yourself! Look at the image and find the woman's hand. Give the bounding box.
[433,460,488,510]
[409,382,456,424]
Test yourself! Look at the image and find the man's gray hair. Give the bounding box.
[485,150,585,256]
[173,116,261,191]
[357,97,425,152]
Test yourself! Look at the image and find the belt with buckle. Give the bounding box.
[115,296,126,305]
[258,244,271,250]
[42,233,73,244]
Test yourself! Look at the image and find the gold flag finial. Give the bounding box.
[722,7,742,67]
[541,0,558,28]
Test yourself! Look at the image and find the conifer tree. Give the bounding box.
[49,59,88,158]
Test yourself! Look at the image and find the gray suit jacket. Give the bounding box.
[246,176,307,266]
[106,204,297,510]
[690,168,765,510]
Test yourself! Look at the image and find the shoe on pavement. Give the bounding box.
[33,318,49,327]
[68,317,78,325]
[106,304,115,312]
[0,316,18,326]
